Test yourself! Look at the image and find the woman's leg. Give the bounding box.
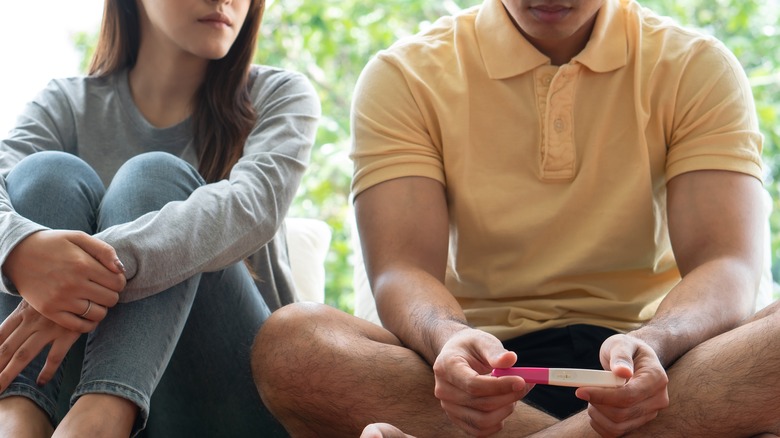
[0,151,105,434]
[53,152,206,437]
[140,262,287,437]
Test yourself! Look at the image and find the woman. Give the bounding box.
[0,0,319,436]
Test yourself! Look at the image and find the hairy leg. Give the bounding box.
[625,301,780,437]
[252,303,557,437]
[252,302,457,437]
[52,394,136,438]
[0,396,54,438]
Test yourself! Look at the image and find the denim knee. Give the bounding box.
[99,152,205,228]
[5,151,104,231]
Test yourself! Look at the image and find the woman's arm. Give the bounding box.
[0,79,79,296]
[96,69,321,301]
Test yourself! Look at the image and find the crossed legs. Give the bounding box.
[252,301,780,437]
[251,303,556,437]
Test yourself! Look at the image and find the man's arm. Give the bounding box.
[355,176,532,436]
[354,176,464,364]
[632,169,764,366]
[572,169,766,437]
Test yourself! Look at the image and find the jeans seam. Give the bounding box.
[0,382,58,422]
[71,380,150,436]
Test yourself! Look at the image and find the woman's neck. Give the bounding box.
[128,42,208,128]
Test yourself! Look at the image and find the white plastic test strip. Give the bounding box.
[491,367,627,388]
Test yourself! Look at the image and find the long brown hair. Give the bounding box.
[89,0,266,183]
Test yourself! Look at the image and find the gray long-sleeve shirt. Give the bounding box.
[0,65,321,307]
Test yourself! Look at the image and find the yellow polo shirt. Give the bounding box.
[350,0,763,340]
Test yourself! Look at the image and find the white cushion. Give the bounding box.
[352,214,382,325]
[285,217,332,303]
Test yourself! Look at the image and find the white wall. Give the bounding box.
[0,1,103,136]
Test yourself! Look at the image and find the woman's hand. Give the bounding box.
[432,328,534,437]
[3,230,126,332]
[575,334,670,437]
[0,300,84,392]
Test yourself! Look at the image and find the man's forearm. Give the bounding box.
[630,257,757,366]
[373,269,469,365]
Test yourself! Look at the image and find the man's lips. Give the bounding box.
[533,4,569,12]
[529,4,572,22]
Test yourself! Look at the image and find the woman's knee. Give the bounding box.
[6,151,104,229]
[112,152,203,193]
[6,151,103,199]
[99,152,205,226]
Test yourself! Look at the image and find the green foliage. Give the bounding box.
[73,31,98,73]
[255,0,476,312]
[641,0,780,292]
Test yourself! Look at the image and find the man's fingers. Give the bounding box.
[587,402,660,438]
[600,335,636,379]
[440,399,513,437]
[436,376,526,410]
[441,370,522,400]
[361,423,416,438]
[486,349,518,370]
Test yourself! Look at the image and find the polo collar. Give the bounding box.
[575,0,628,73]
[476,0,628,79]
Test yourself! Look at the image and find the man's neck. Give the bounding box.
[520,15,598,66]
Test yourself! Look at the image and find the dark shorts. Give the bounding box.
[502,324,619,419]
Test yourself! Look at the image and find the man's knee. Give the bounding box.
[749,298,780,323]
[254,302,335,348]
[250,303,336,382]
[250,303,345,417]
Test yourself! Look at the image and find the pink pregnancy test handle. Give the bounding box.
[491,367,549,384]
[491,367,627,387]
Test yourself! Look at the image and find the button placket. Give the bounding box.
[534,67,558,172]
[541,64,579,181]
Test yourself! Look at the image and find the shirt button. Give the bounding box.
[543,75,553,86]
[554,118,565,132]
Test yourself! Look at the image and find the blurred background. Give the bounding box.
[1,0,778,312]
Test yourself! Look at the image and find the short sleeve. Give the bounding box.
[349,54,445,199]
[665,39,763,182]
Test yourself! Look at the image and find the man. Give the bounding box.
[252,0,780,436]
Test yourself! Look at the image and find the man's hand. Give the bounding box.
[360,423,416,438]
[575,334,670,437]
[3,230,126,332]
[432,328,534,436]
[0,300,84,392]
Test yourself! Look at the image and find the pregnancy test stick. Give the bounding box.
[491,367,627,388]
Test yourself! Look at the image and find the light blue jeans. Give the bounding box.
[0,151,287,437]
